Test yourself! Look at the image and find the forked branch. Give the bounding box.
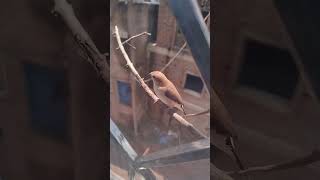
[116,32,151,49]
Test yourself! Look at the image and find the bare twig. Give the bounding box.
[185,108,210,117]
[172,113,193,127]
[142,147,151,156]
[116,32,151,49]
[114,26,159,103]
[160,12,210,73]
[204,12,210,22]
[205,12,210,28]
[161,42,187,72]
[52,0,109,82]
[173,113,208,139]
[126,42,136,49]
[143,42,187,83]
[228,149,320,176]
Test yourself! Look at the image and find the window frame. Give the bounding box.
[116,80,132,107]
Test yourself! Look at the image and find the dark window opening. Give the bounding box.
[117,81,132,106]
[148,5,159,42]
[238,39,299,99]
[184,74,204,93]
[0,128,2,137]
[24,63,68,141]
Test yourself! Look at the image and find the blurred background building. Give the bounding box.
[212,0,320,179]
[0,0,107,180]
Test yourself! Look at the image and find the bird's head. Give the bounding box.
[149,71,167,86]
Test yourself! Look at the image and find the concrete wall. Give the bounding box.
[110,0,153,136]
[0,0,107,179]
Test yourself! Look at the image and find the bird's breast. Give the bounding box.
[154,86,174,108]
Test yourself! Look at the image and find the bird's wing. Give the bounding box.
[159,86,183,105]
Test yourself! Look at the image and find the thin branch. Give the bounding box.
[160,42,187,72]
[116,32,151,49]
[204,12,210,22]
[185,108,210,117]
[228,149,320,176]
[205,12,210,28]
[114,26,159,103]
[173,113,208,139]
[126,42,136,49]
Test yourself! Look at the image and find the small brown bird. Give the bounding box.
[149,71,186,115]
